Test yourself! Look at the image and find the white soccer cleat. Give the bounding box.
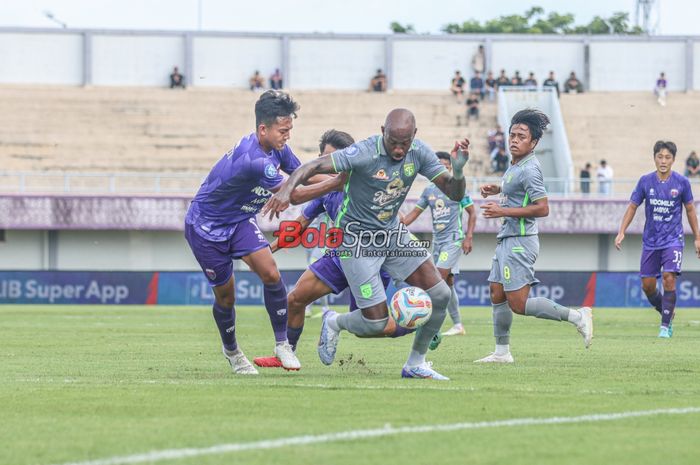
[576,307,594,348]
[222,347,259,375]
[318,309,340,365]
[274,341,301,371]
[442,324,466,336]
[473,352,514,364]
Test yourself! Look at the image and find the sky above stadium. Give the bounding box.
[0,0,697,35]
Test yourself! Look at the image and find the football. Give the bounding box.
[389,286,433,329]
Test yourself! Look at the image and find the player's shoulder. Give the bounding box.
[231,132,259,156]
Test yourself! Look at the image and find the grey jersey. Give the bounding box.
[331,135,447,231]
[416,183,473,244]
[497,153,547,239]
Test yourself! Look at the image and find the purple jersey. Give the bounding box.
[630,171,693,250]
[186,133,301,242]
[301,191,344,222]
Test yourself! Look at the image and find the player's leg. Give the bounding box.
[640,248,663,315]
[659,246,682,337]
[184,223,257,374]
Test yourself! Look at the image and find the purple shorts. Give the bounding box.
[640,246,684,278]
[185,218,269,287]
[310,253,391,296]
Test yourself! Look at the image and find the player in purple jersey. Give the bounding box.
[615,140,700,338]
[185,90,307,373]
[253,130,416,369]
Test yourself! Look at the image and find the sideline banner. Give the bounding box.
[2,270,700,308]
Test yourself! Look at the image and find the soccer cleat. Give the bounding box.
[222,347,259,375]
[275,342,301,370]
[442,324,466,336]
[658,326,671,338]
[429,332,442,351]
[318,309,340,365]
[401,362,450,380]
[253,356,283,368]
[576,307,594,348]
[668,321,674,337]
[305,306,312,318]
[473,352,514,363]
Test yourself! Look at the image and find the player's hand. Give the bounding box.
[450,139,470,173]
[480,184,500,198]
[461,237,473,254]
[614,232,625,250]
[262,188,291,220]
[694,238,700,258]
[481,202,505,218]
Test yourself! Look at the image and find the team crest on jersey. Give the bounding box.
[205,268,217,280]
[264,163,277,178]
[671,188,679,198]
[373,169,389,180]
[649,188,655,196]
[403,163,415,177]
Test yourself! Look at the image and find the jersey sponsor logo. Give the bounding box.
[404,163,415,177]
[205,268,217,280]
[373,169,389,180]
[433,198,451,219]
[372,178,410,207]
[671,188,679,198]
[264,163,278,178]
[377,210,393,221]
[251,186,272,196]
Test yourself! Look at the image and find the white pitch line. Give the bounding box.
[52,407,700,465]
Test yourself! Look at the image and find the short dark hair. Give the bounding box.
[436,151,451,161]
[254,90,299,127]
[509,108,550,142]
[653,140,677,158]
[319,129,355,153]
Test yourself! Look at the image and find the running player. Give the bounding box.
[263,108,470,380]
[402,151,477,336]
[184,90,304,374]
[474,109,593,364]
[615,140,700,338]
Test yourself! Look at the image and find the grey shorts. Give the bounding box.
[487,235,540,291]
[433,241,461,275]
[338,230,430,308]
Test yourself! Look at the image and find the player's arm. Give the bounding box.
[462,204,476,254]
[401,207,424,226]
[432,140,470,201]
[262,156,336,219]
[269,214,311,253]
[481,197,549,219]
[289,174,345,205]
[614,203,639,250]
[684,201,700,257]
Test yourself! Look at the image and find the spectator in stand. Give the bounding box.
[269,68,283,90]
[596,159,614,195]
[511,71,523,86]
[564,72,584,94]
[169,66,185,89]
[487,125,505,153]
[471,44,486,75]
[685,151,700,178]
[655,72,667,106]
[543,71,560,97]
[493,147,509,174]
[450,70,465,103]
[524,72,537,88]
[466,92,480,121]
[470,71,485,99]
[484,71,497,101]
[580,162,592,194]
[249,70,265,91]
[370,69,387,92]
[496,69,510,88]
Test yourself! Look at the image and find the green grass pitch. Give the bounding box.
[1,305,700,465]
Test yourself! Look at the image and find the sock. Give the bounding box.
[263,278,289,343]
[389,326,416,338]
[447,285,462,325]
[212,302,237,351]
[287,325,304,351]
[661,290,676,328]
[646,290,663,314]
[493,301,513,346]
[525,297,577,325]
[336,311,388,337]
[408,281,451,364]
[495,344,510,356]
[327,311,341,332]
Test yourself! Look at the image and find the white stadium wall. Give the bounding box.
[1,29,699,91]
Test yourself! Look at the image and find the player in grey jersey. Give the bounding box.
[475,109,593,364]
[263,108,470,380]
